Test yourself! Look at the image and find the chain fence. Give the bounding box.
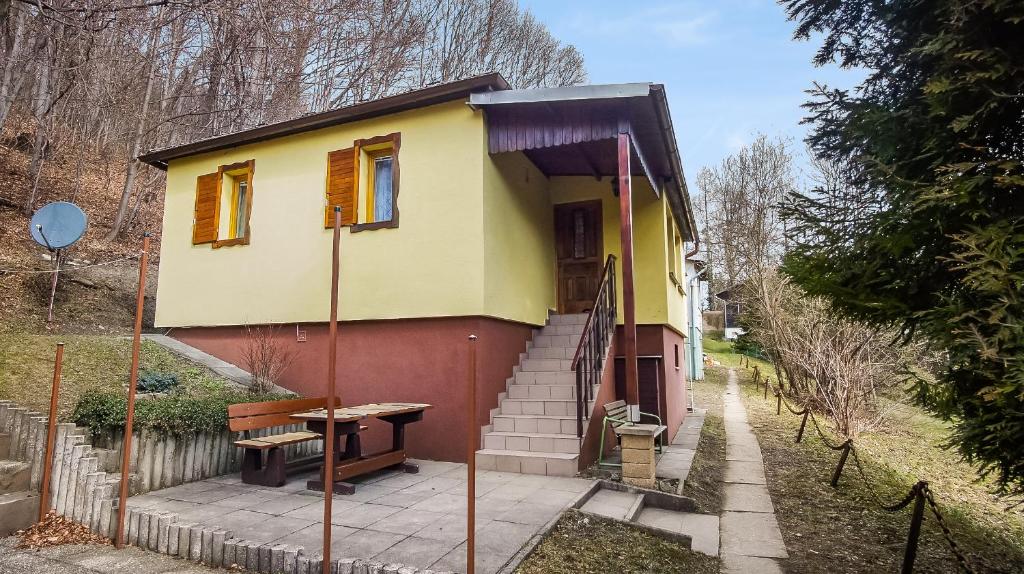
[742,362,980,574]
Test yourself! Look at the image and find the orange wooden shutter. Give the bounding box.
[192,171,221,244]
[325,146,358,227]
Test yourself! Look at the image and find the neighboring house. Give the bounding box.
[716,286,746,340]
[684,257,706,381]
[140,73,699,476]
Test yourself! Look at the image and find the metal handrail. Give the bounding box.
[572,255,617,439]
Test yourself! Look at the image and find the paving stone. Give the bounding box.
[723,460,767,484]
[371,536,459,571]
[723,483,776,513]
[578,489,638,521]
[366,508,445,536]
[722,553,785,574]
[720,511,788,558]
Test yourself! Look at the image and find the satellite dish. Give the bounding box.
[30,201,88,250]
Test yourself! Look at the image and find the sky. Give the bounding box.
[518,0,866,192]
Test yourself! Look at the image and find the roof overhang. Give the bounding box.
[139,73,510,170]
[469,83,697,242]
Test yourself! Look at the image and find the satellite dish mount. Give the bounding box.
[29,202,88,323]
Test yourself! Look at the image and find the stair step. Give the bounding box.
[0,460,31,495]
[500,398,577,417]
[540,324,586,337]
[507,383,576,400]
[520,358,574,372]
[527,346,573,360]
[548,313,590,325]
[0,491,39,536]
[493,414,578,435]
[580,489,644,521]
[636,509,720,557]
[532,334,580,348]
[482,432,579,454]
[515,371,575,385]
[475,449,578,476]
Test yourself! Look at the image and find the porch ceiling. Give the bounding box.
[470,83,696,241]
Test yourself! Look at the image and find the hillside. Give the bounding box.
[0,120,161,335]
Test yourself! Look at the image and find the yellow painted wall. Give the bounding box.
[482,151,556,326]
[663,202,688,334]
[155,100,486,327]
[548,176,685,329]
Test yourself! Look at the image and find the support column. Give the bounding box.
[617,128,640,422]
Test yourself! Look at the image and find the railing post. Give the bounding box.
[831,439,852,487]
[796,411,809,443]
[901,482,928,574]
[575,365,584,439]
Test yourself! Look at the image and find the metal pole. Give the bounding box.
[47,249,61,323]
[901,482,927,574]
[323,207,342,574]
[115,233,150,548]
[466,334,478,574]
[39,343,64,521]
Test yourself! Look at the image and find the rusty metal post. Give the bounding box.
[115,233,150,548]
[466,335,478,574]
[901,482,928,574]
[323,207,342,574]
[796,411,809,443]
[39,343,64,521]
[830,440,852,487]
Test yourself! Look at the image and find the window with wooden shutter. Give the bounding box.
[192,171,221,244]
[325,146,358,227]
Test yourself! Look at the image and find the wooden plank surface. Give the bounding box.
[290,402,432,422]
[234,431,321,449]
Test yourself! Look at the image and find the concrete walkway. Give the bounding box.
[720,368,788,573]
[0,537,219,574]
[143,334,288,394]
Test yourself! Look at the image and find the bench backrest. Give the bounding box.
[603,400,628,427]
[228,397,341,432]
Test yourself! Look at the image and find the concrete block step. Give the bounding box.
[579,488,643,521]
[482,432,579,454]
[492,413,579,435]
[0,460,31,494]
[475,449,578,476]
[500,398,577,417]
[636,509,720,557]
[527,346,574,360]
[532,334,580,348]
[515,370,575,385]
[0,491,38,536]
[548,313,590,325]
[507,383,576,400]
[539,323,586,337]
[520,358,574,372]
[0,433,9,459]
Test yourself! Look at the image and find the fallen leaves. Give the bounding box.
[15,512,112,550]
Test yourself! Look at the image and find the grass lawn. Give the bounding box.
[723,360,1024,573]
[0,334,233,420]
[682,366,727,514]
[516,509,720,574]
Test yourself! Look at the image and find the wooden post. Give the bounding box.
[764,377,769,400]
[39,343,64,521]
[617,128,640,422]
[116,233,149,548]
[776,391,781,415]
[830,440,852,487]
[901,482,928,574]
[796,411,809,443]
[323,207,342,574]
[466,335,478,574]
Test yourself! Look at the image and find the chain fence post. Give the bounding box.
[831,439,852,487]
[752,365,760,386]
[796,410,809,442]
[776,390,781,415]
[764,376,770,400]
[901,482,928,574]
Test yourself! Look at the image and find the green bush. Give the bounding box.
[138,371,179,393]
[73,388,291,436]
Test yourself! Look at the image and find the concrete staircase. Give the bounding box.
[0,431,38,536]
[476,312,605,477]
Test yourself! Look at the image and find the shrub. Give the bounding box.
[72,387,291,437]
[137,371,179,393]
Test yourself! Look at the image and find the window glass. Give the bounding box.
[373,156,393,222]
[234,180,248,238]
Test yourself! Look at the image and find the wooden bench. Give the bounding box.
[228,397,364,487]
[598,399,666,467]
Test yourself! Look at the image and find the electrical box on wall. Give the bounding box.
[296,325,307,342]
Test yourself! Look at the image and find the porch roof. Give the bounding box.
[469,83,697,242]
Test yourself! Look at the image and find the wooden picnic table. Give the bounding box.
[290,402,432,494]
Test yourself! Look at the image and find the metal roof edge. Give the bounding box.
[468,82,653,106]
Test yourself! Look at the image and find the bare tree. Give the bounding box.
[239,324,297,395]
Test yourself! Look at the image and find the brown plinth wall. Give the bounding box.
[577,323,689,470]
[169,316,534,463]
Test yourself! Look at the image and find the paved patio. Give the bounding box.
[127,460,593,573]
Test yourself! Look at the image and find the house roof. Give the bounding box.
[138,73,510,170]
[139,73,697,242]
[468,82,696,241]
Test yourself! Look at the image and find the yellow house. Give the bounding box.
[140,73,699,474]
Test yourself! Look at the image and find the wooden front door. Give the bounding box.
[554,201,603,314]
